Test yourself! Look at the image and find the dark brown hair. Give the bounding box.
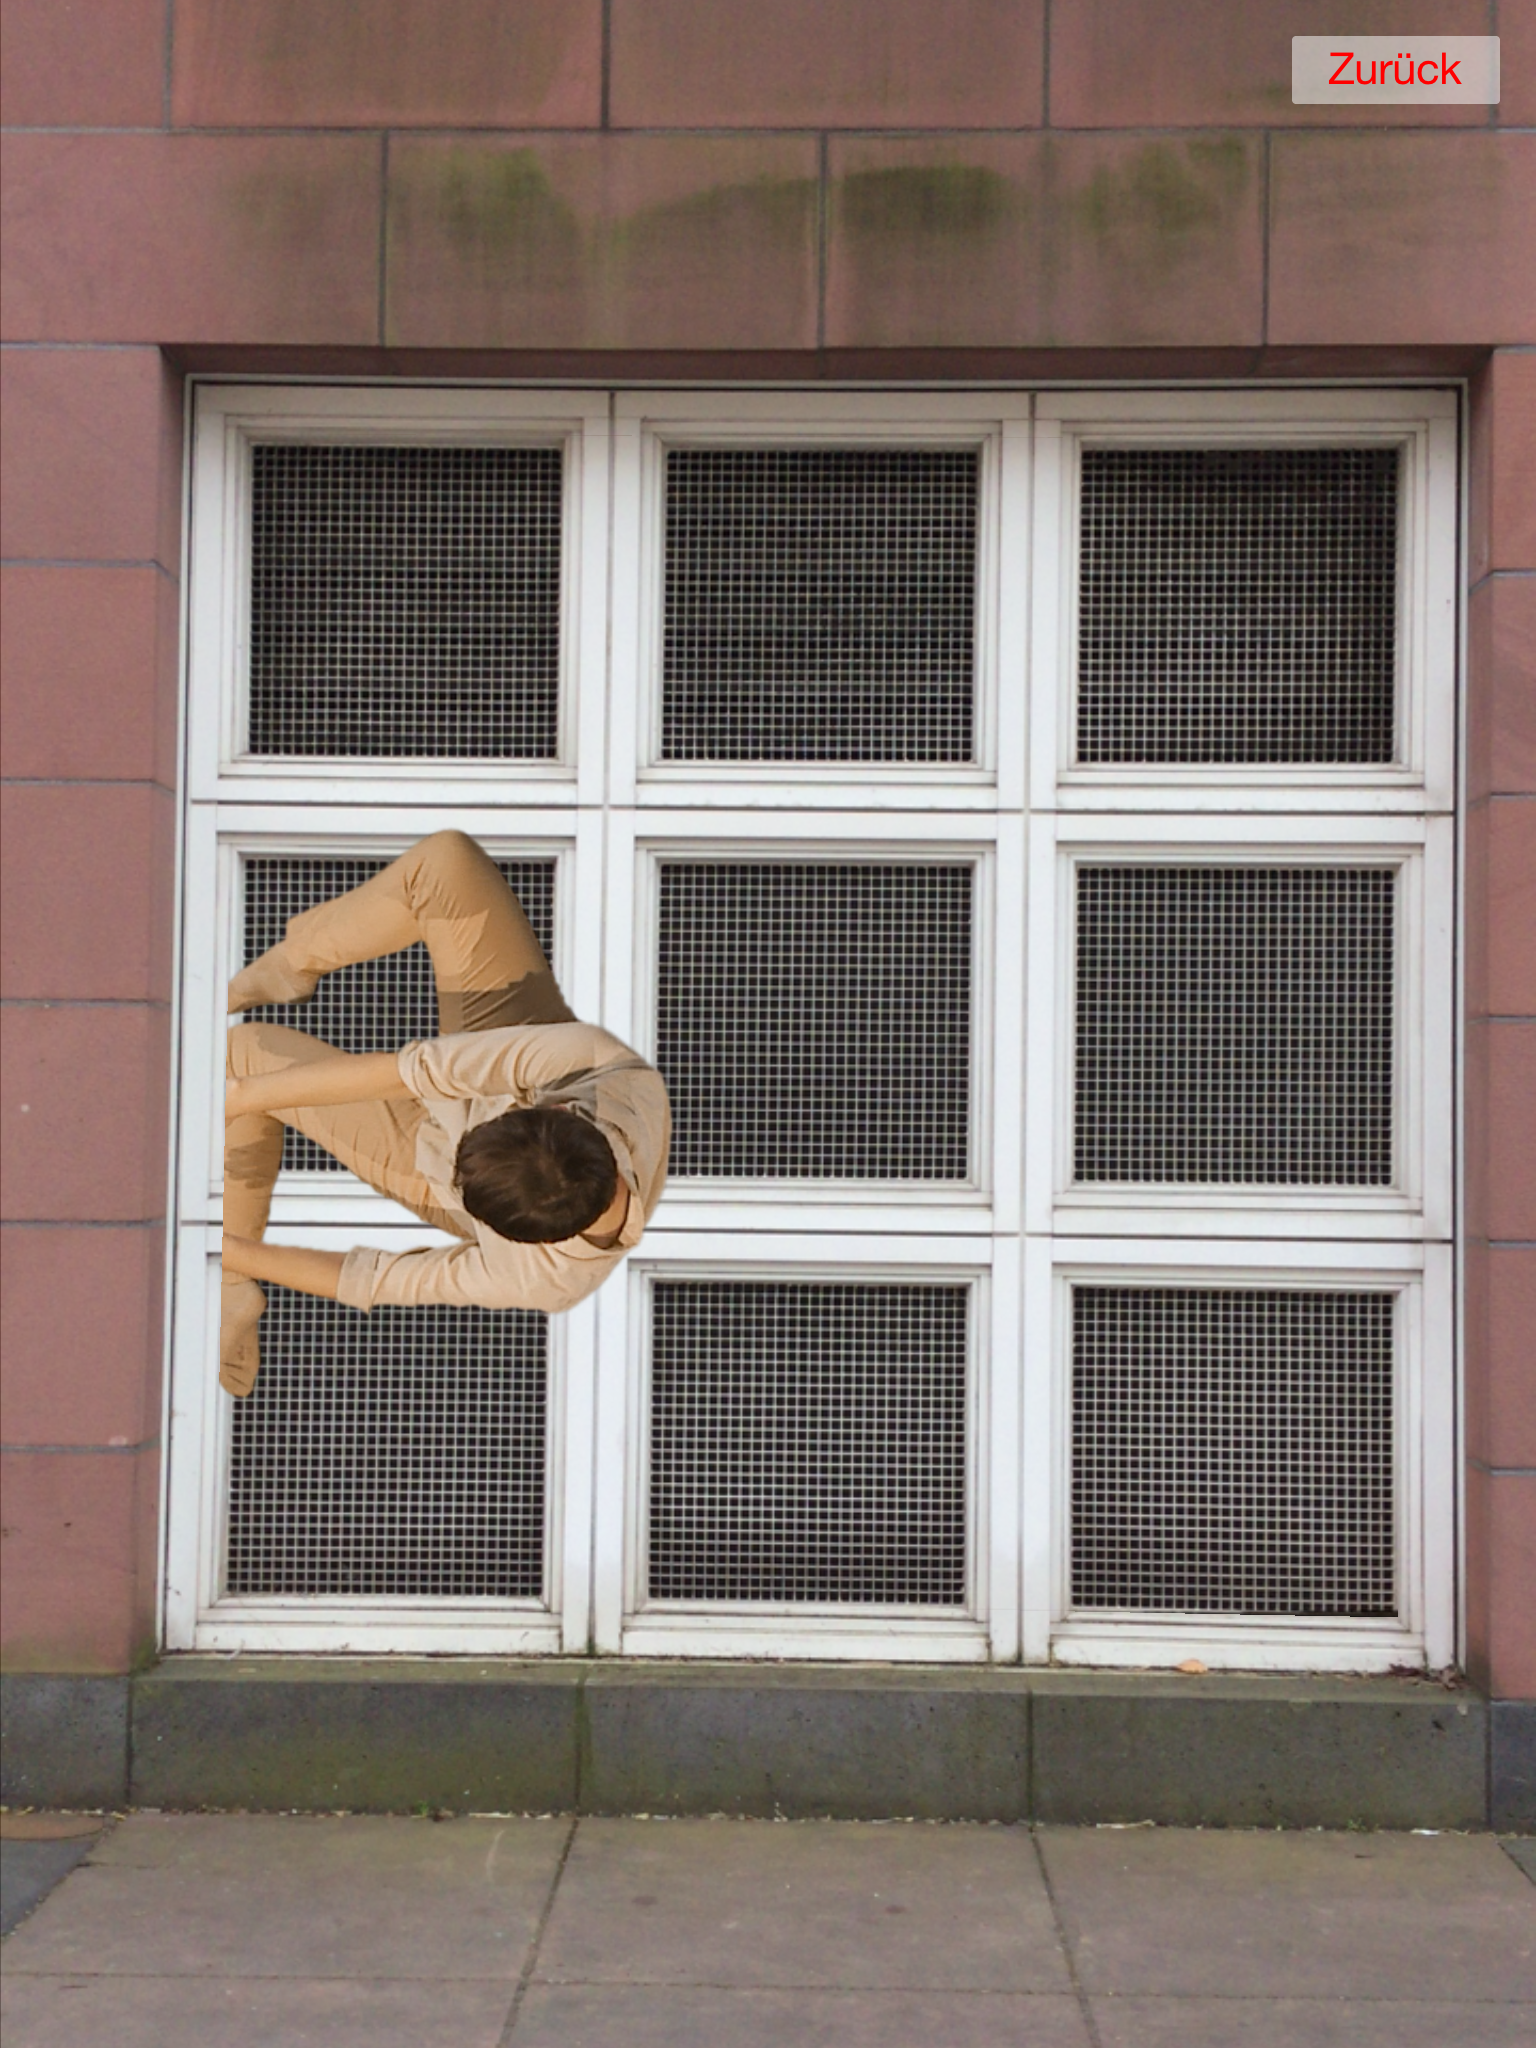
[454,1107,618,1245]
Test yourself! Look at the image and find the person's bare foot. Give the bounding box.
[220,1276,266,1398]
[227,946,319,1013]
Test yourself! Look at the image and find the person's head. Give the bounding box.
[454,1106,618,1244]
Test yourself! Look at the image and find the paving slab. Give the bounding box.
[1,1840,100,1939]
[1039,1826,1536,2002]
[513,1983,1091,2046]
[1090,1998,1536,2048]
[0,1973,516,2048]
[536,1817,1068,1991]
[1,1813,567,1983]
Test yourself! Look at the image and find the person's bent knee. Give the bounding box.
[412,828,485,873]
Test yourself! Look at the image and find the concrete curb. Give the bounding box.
[6,1662,1515,1828]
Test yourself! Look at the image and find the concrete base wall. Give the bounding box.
[7,1662,1527,1831]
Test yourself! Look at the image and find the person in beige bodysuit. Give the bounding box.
[222,830,671,1397]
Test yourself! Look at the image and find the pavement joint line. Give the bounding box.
[1030,1824,1105,2048]
[496,1811,579,2043]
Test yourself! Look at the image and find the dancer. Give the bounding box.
[221,830,670,1397]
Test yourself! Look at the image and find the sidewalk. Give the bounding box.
[3,1812,1534,2046]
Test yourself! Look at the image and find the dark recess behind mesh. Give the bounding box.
[1074,866,1395,1185]
[227,1287,547,1598]
[662,447,978,763]
[1072,1288,1395,1616]
[249,444,562,758]
[657,862,972,1179]
[242,856,555,1174]
[649,1280,968,1604]
[1077,446,1397,764]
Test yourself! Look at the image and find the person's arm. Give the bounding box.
[223,1233,345,1301]
[226,1050,412,1122]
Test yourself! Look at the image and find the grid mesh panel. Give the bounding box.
[1072,1287,1395,1616]
[657,862,973,1179]
[1077,447,1398,764]
[661,448,979,762]
[249,444,562,758]
[1074,866,1395,1185]
[227,1285,547,1598]
[242,856,555,1173]
[649,1280,968,1604]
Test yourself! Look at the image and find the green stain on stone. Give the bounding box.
[839,163,1020,239]
[611,174,816,268]
[433,147,580,264]
[1074,136,1251,245]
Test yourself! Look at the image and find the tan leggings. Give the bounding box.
[224,830,575,1242]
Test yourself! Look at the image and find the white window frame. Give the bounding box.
[166,808,601,1652]
[610,389,1031,812]
[605,1249,997,1665]
[1022,1237,1453,1673]
[615,812,1004,1229]
[1022,812,1455,1241]
[1030,388,1458,814]
[165,380,1459,1675]
[187,386,612,808]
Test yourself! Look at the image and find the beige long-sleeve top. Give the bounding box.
[336,1022,670,1315]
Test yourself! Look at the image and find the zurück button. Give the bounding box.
[1292,37,1500,103]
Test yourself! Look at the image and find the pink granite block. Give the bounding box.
[1498,0,1536,125]
[0,566,177,784]
[1468,576,1536,801]
[1487,1023,1536,1241]
[1486,1475,1536,1698]
[0,1002,170,1223]
[610,0,1044,128]
[1269,135,1536,347]
[827,133,1262,349]
[1473,1247,1536,1471]
[1486,800,1536,1017]
[1470,354,1536,582]
[173,0,601,129]
[0,1224,164,1448]
[0,783,175,1002]
[2,133,381,345]
[0,1446,158,1672]
[0,0,166,128]
[1050,0,1489,128]
[387,135,819,351]
[0,350,176,564]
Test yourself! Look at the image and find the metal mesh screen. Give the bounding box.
[657,861,973,1179]
[661,448,979,762]
[1077,447,1398,764]
[241,855,556,1174]
[1074,866,1395,1185]
[249,444,562,758]
[648,1280,968,1605]
[1072,1287,1396,1616]
[226,1285,547,1598]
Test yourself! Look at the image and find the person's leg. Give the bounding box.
[229,829,575,1029]
[222,1021,466,1397]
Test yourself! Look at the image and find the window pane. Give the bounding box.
[1077,447,1397,764]
[1072,1287,1395,1616]
[657,861,973,1179]
[650,1280,968,1605]
[1074,866,1394,1185]
[662,448,978,763]
[249,444,562,758]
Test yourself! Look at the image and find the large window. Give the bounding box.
[167,385,1456,1672]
